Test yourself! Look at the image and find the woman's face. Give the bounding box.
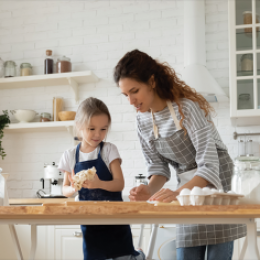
[119,77,156,113]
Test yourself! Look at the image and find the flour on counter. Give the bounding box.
[73,167,96,191]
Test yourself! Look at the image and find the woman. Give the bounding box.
[113,49,246,260]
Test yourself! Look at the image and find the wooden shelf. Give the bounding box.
[0,71,98,102]
[4,121,74,133]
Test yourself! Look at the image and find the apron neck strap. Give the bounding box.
[166,101,182,130]
[151,101,182,139]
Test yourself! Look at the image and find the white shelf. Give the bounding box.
[0,71,98,102]
[4,121,74,133]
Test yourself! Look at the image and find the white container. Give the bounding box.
[10,109,37,123]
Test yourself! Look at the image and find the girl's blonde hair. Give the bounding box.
[74,97,111,140]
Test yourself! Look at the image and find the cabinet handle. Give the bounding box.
[73,231,82,237]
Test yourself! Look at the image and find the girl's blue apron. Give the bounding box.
[74,142,138,260]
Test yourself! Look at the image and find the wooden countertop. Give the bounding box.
[9,198,75,205]
[2,201,260,219]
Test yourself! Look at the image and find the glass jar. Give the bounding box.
[56,56,71,73]
[232,156,260,204]
[0,58,4,78]
[243,12,260,35]
[241,54,253,71]
[40,112,52,122]
[134,174,148,186]
[20,63,32,76]
[4,60,16,77]
[238,93,252,109]
[45,50,54,74]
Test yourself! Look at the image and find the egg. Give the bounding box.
[191,186,203,195]
[228,190,236,194]
[219,189,224,193]
[202,187,211,195]
[211,188,218,194]
[180,188,191,196]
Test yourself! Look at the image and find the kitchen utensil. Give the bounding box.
[53,97,64,121]
[56,56,72,73]
[58,111,76,121]
[4,60,16,77]
[134,174,148,186]
[20,63,32,76]
[10,109,37,123]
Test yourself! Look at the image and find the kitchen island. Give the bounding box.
[1,202,260,260]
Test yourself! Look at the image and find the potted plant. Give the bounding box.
[0,110,10,160]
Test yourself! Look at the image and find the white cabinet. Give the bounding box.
[229,0,260,126]
[55,226,84,260]
[54,225,151,260]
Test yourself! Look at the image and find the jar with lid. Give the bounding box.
[40,112,52,122]
[0,58,4,78]
[243,11,260,35]
[231,156,260,204]
[4,60,16,77]
[240,54,253,71]
[134,174,148,186]
[20,63,32,76]
[238,93,253,110]
[44,50,54,74]
[56,56,71,73]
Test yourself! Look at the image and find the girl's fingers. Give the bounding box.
[149,189,165,201]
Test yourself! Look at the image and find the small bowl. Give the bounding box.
[10,109,37,123]
[58,111,76,121]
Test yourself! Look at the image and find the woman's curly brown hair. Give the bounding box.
[114,49,214,134]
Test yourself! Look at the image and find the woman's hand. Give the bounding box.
[82,174,101,189]
[129,184,152,201]
[149,188,179,202]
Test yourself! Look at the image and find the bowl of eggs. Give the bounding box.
[176,187,244,206]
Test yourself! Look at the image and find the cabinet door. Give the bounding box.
[0,225,48,260]
[55,228,84,260]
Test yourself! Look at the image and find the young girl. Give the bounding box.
[58,97,145,260]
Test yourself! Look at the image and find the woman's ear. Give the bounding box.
[149,75,155,89]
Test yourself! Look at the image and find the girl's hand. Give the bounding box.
[149,188,179,202]
[82,174,101,189]
[68,169,77,191]
[129,184,152,201]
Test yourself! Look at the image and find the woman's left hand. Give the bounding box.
[149,188,179,202]
[82,174,101,189]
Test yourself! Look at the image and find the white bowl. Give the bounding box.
[11,109,37,123]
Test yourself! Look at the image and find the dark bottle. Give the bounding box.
[44,50,54,74]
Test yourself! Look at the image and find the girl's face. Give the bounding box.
[119,77,156,113]
[80,114,109,149]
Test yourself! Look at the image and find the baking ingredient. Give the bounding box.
[56,56,71,73]
[202,187,211,195]
[20,63,32,76]
[44,50,54,74]
[0,110,10,160]
[72,167,96,191]
[190,186,203,195]
[179,188,190,195]
[53,97,64,121]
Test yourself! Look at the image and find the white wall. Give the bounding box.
[0,0,259,198]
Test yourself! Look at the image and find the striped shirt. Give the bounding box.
[137,98,226,190]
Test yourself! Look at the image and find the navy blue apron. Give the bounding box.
[74,142,138,260]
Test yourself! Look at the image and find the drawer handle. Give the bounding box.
[73,231,82,237]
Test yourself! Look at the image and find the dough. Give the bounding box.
[73,167,96,190]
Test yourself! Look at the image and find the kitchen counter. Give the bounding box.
[2,202,260,260]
